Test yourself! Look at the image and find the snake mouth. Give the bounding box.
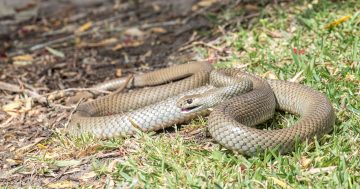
[181,105,202,113]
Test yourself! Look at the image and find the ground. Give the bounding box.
[0,0,359,188]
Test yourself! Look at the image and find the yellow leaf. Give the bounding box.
[324,15,351,29]
[75,21,92,34]
[37,143,47,149]
[12,54,33,61]
[12,54,34,66]
[48,180,77,188]
[269,177,293,189]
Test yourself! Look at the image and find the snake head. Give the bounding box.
[176,94,208,113]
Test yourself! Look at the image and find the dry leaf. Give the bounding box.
[324,15,351,29]
[6,158,22,166]
[245,4,260,11]
[75,21,92,34]
[15,137,46,154]
[37,143,47,149]
[48,91,65,101]
[198,0,217,7]
[107,159,120,172]
[3,98,33,115]
[112,40,144,51]
[269,177,293,189]
[261,71,277,79]
[124,27,144,37]
[152,4,161,12]
[289,71,304,83]
[304,166,337,175]
[54,160,82,167]
[150,27,167,33]
[78,38,118,48]
[2,100,23,113]
[79,171,97,182]
[266,30,283,38]
[45,47,65,58]
[12,54,33,66]
[300,156,312,169]
[12,54,33,62]
[48,180,77,188]
[115,69,122,77]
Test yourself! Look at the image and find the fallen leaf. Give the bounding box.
[258,32,268,43]
[77,38,118,48]
[115,69,122,77]
[261,71,277,79]
[0,166,23,179]
[269,177,293,189]
[107,159,121,172]
[150,27,167,33]
[197,0,217,7]
[304,166,337,175]
[75,21,92,34]
[112,40,144,51]
[300,156,312,169]
[124,27,144,37]
[12,54,33,62]
[12,54,33,66]
[15,137,46,154]
[2,100,23,113]
[48,180,77,188]
[266,30,283,38]
[79,171,97,182]
[54,159,82,167]
[324,15,351,29]
[37,143,47,149]
[289,71,304,82]
[45,47,65,58]
[6,158,22,166]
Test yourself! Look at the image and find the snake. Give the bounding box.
[68,62,335,156]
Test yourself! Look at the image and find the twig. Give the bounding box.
[0,81,47,103]
[0,116,16,128]
[179,41,224,52]
[104,19,182,33]
[45,87,111,95]
[64,98,84,128]
[112,75,134,95]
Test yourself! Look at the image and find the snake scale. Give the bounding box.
[68,62,335,156]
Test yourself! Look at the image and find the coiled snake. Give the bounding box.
[68,62,335,156]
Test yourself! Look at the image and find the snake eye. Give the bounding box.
[186,99,193,104]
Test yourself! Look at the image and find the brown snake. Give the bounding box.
[68,62,335,156]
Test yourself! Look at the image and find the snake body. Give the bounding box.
[68,62,335,156]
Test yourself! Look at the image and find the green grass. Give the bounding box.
[96,1,359,188]
[7,1,359,188]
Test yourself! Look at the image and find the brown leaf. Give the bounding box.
[78,38,118,48]
[150,27,167,33]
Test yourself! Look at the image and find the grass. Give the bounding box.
[3,1,359,188]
